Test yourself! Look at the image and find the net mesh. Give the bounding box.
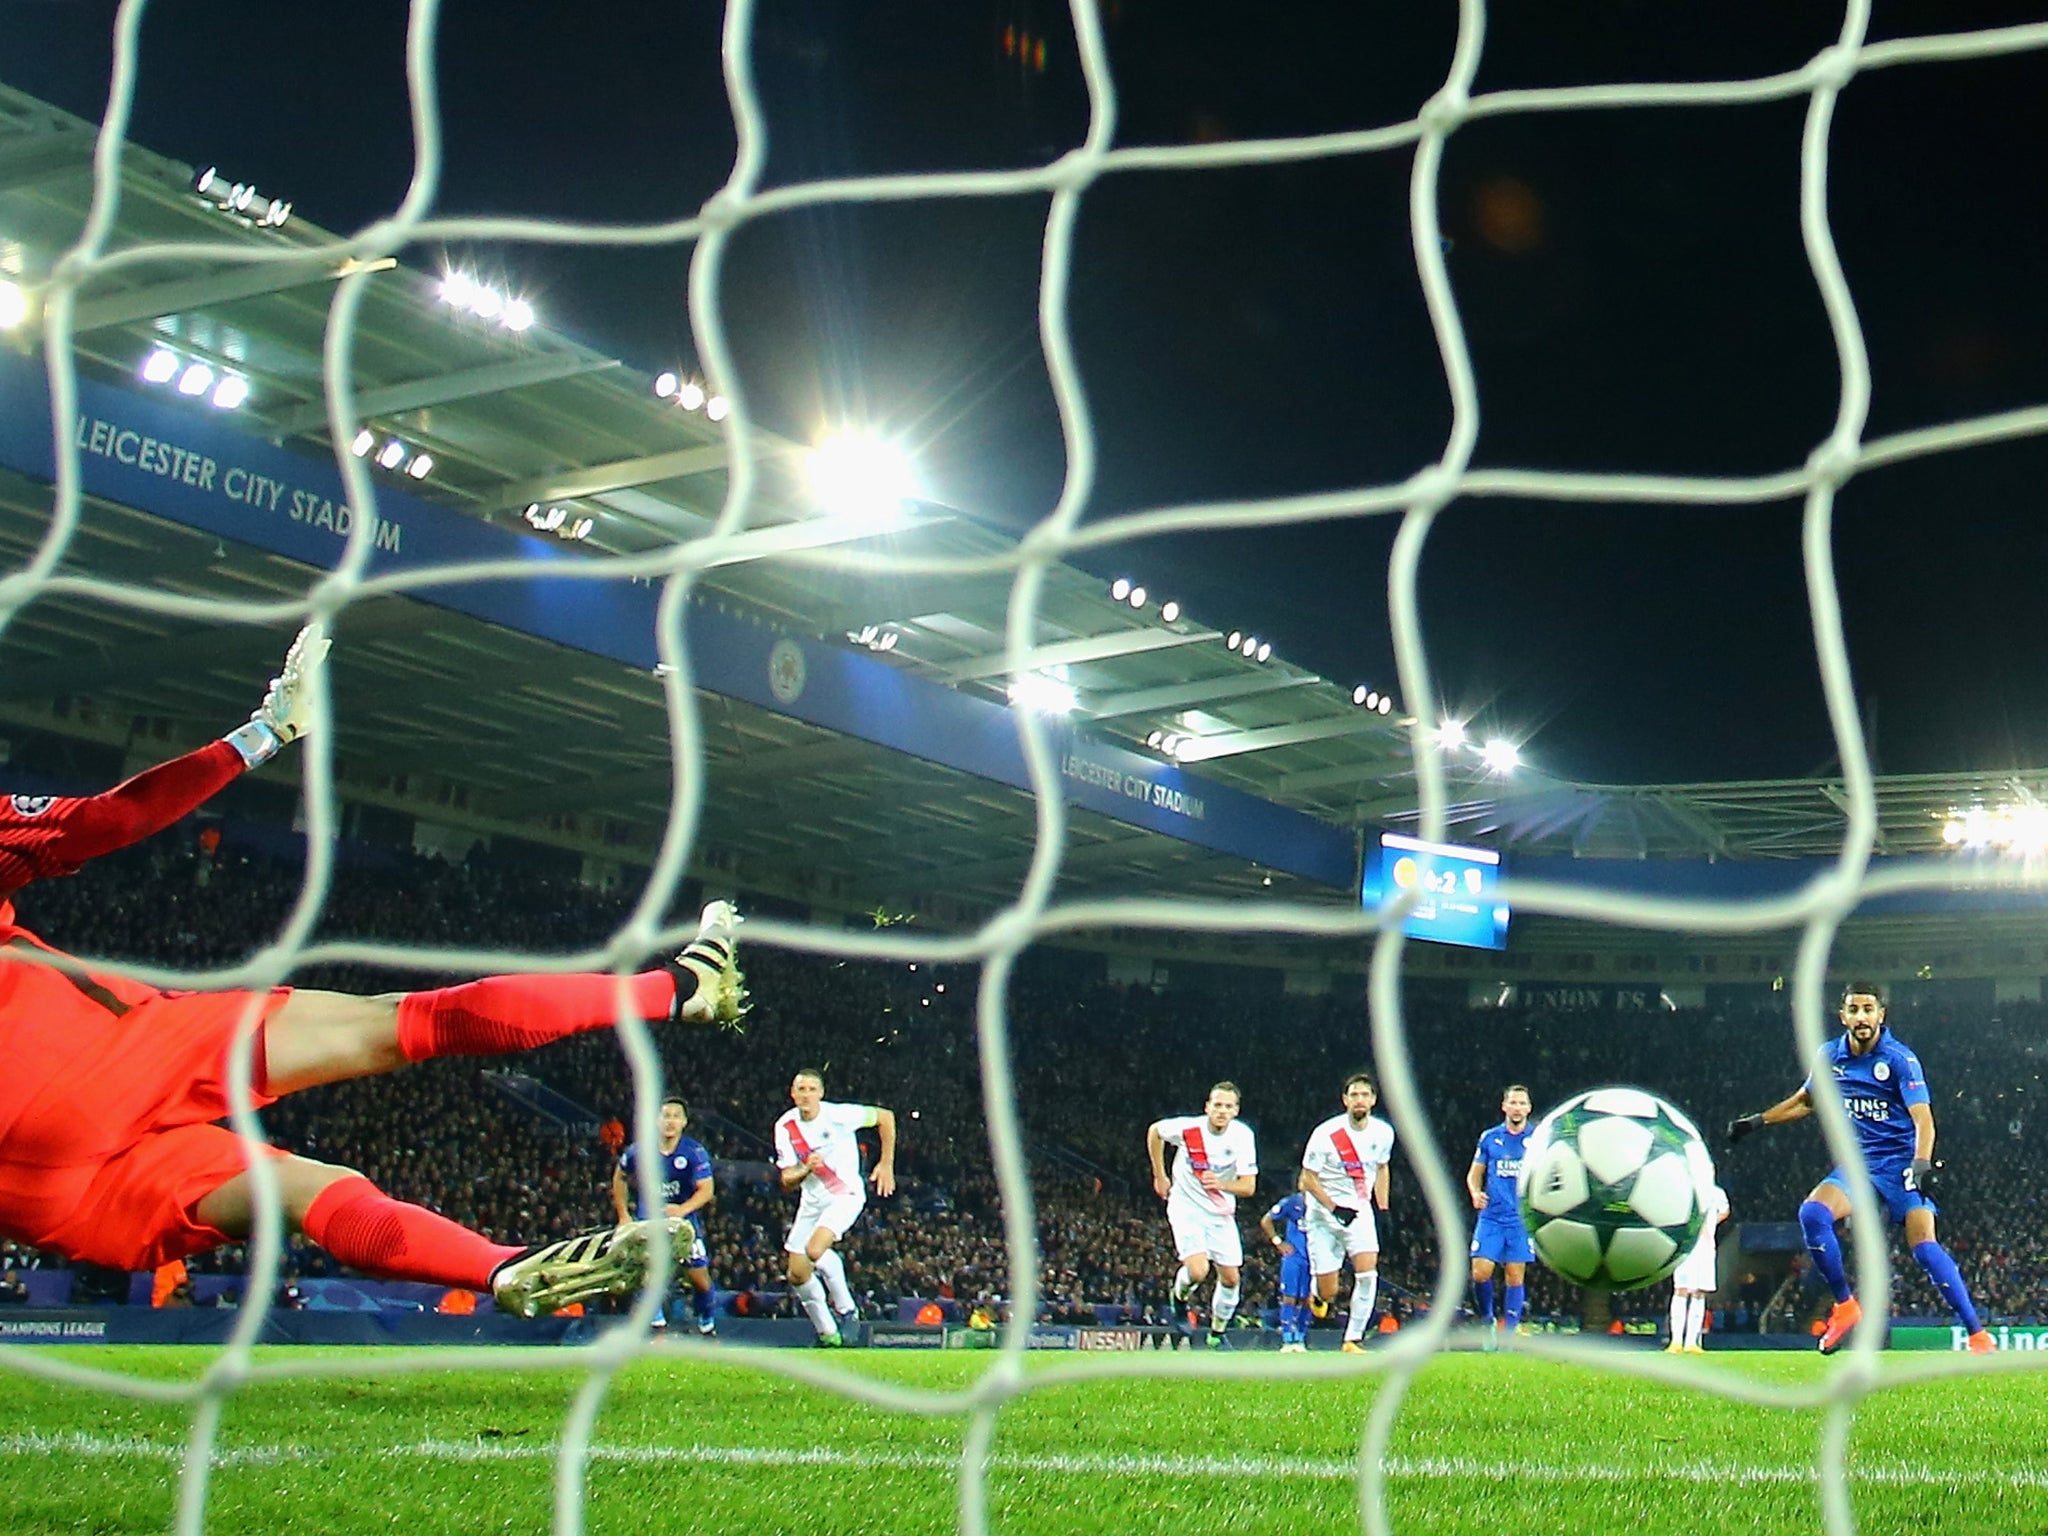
[7,0,2048,1532]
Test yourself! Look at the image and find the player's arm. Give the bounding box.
[1728,1085,1811,1142]
[1298,1166,1340,1214]
[775,1127,813,1191]
[1466,1155,1488,1211]
[1908,1101,1935,1164]
[1218,1171,1257,1198]
[869,1107,897,1197]
[1147,1123,1171,1199]
[609,1165,632,1225]
[1259,1207,1288,1252]
[1373,1163,1391,1214]
[667,1184,715,1222]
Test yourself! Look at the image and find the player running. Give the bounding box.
[774,1068,895,1347]
[1299,1072,1395,1354]
[612,1095,719,1335]
[1467,1084,1534,1343]
[1728,981,1994,1355]
[1259,1188,1312,1352]
[0,625,750,1319]
[1148,1082,1259,1349]
[1667,1180,1729,1354]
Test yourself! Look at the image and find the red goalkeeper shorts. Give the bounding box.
[0,987,291,1271]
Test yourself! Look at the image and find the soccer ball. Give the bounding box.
[1516,1086,1717,1290]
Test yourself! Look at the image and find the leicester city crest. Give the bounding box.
[1874,1061,1890,1082]
[768,638,807,705]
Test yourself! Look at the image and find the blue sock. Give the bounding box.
[1475,1278,1495,1321]
[1287,1301,1306,1341]
[1799,1200,1853,1304]
[693,1283,716,1323]
[1505,1284,1525,1328]
[1913,1241,1982,1335]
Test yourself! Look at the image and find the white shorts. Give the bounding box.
[1166,1196,1244,1267]
[1671,1238,1718,1294]
[1305,1203,1378,1274]
[785,1189,866,1255]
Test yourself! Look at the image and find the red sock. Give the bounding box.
[394,972,676,1062]
[302,1175,521,1289]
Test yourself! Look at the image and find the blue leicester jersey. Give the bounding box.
[619,1135,714,1227]
[1265,1192,1309,1250]
[1473,1123,1531,1222]
[1806,1030,1928,1167]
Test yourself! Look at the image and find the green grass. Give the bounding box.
[0,1346,2041,1535]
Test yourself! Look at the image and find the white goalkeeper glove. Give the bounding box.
[225,622,331,767]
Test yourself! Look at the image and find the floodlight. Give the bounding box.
[469,285,504,321]
[677,380,706,410]
[1146,729,1165,748]
[1226,631,1242,650]
[406,454,434,479]
[1437,718,1466,750]
[654,372,680,399]
[209,375,249,410]
[439,271,475,308]
[1255,641,1271,663]
[1481,738,1519,774]
[570,517,594,540]
[1111,578,1132,601]
[807,433,917,526]
[705,394,730,422]
[141,348,180,385]
[1160,600,1181,623]
[502,299,535,332]
[1128,586,1147,608]
[1240,636,1258,657]
[176,362,213,396]
[0,280,26,331]
[1941,818,1966,847]
[376,439,407,470]
[1376,696,1392,715]
[1007,673,1077,715]
[1352,685,1369,706]
[351,429,376,457]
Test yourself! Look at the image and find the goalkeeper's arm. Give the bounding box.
[0,625,329,889]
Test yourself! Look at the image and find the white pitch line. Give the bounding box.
[7,1432,2048,1491]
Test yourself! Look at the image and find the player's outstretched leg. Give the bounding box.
[1799,1197,1860,1354]
[1911,1239,1994,1354]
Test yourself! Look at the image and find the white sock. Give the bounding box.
[1173,1264,1193,1301]
[795,1274,835,1336]
[1686,1294,1708,1349]
[1669,1292,1688,1344]
[817,1250,855,1314]
[1211,1282,1240,1330]
[1346,1273,1379,1341]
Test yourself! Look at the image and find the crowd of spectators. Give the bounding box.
[11,832,2048,1327]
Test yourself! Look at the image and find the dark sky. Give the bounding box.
[6,0,2048,786]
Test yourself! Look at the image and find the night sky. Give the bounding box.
[5,0,2048,787]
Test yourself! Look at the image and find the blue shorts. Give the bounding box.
[1823,1161,1936,1225]
[1277,1250,1311,1298]
[1470,1218,1534,1265]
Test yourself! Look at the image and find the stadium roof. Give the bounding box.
[0,81,2037,933]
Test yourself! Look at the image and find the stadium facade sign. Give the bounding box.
[0,352,1357,889]
[1891,1325,2048,1351]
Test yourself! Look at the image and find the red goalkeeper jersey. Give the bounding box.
[0,739,243,898]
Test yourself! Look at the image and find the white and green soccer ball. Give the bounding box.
[1516,1086,1717,1290]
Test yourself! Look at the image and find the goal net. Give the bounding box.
[6,2,2048,1534]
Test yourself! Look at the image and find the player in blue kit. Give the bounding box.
[611,1095,718,1335]
[1258,1190,1313,1352]
[1467,1085,1534,1342]
[1728,982,1994,1355]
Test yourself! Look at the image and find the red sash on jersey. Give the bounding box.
[1182,1127,1230,1210]
[786,1116,851,1194]
[1330,1126,1375,1203]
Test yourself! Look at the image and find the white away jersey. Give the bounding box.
[774,1102,877,1198]
[1301,1112,1396,1210]
[1687,1184,1730,1262]
[1153,1115,1259,1213]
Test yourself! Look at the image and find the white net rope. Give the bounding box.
[4,1,2048,1532]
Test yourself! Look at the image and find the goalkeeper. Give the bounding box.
[1726,981,1992,1356]
[0,625,747,1318]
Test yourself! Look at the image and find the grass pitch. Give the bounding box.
[0,1345,2038,1535]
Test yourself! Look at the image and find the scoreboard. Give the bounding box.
[1360,831,1510,951]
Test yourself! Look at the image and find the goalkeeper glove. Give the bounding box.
[1329,1204,1358,1227]
[1727,1114,1765,1145]
[225,623,330,767]
[1906,1158,1941,1197]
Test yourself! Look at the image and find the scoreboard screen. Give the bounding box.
[1360,831,1510,951]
